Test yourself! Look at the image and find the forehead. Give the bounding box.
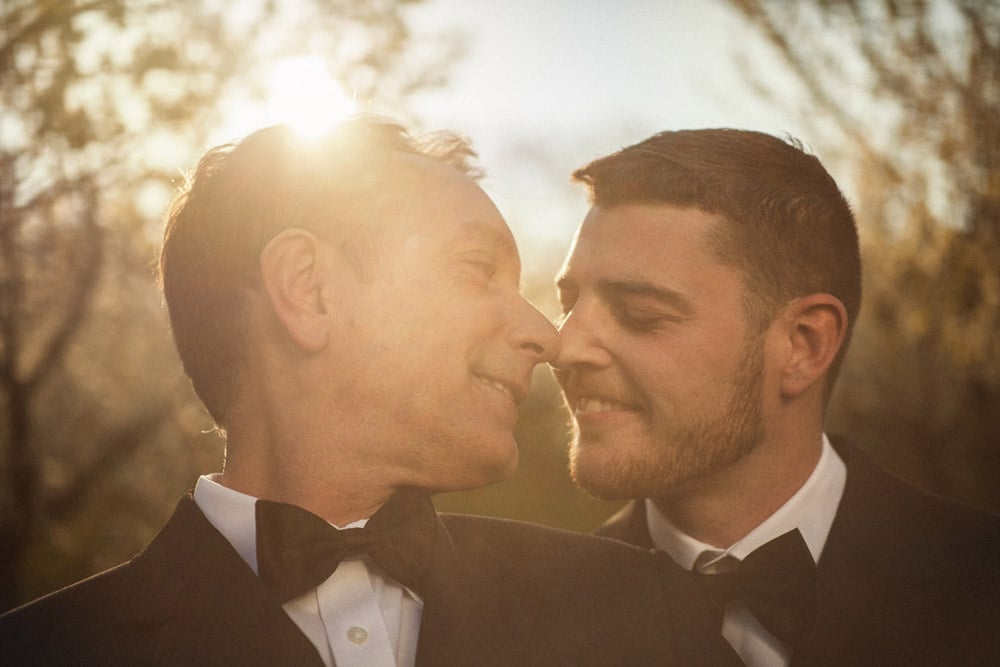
[385,155,518,255]
[559,204,735,290]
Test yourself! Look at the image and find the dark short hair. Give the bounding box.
[573,128,861,394]
[160,116,479,427]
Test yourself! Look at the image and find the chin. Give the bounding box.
[569,449,638,500]
[482,441,520,483]
[569,439,686,501]
[570,470,637,501]
[437,438,519,493]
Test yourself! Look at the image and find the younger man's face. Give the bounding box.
[553,203,766,501]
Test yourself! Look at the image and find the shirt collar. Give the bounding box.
[646,434,847,569]
[194,473,260,573]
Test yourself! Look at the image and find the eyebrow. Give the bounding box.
[453,219,523,282]
[571,278,695,316]
[455,220,518,256]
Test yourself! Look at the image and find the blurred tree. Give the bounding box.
[727,0,1000,510]
[0,0,456,611]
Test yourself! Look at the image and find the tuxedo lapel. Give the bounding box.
[797,437,1000,665]
[653,554,744,666]
[592,506,742,666]
[794,442,900,664]
[414,513,532,666]
[134,496,324,665]
[138,497,541,665]
[583,438,1000,665]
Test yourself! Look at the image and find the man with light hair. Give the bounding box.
[1,117,737,666]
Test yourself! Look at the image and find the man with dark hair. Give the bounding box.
[0,118,738,666]
[554,128,1000,666]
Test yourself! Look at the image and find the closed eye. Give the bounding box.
[611,302,681,331]
[468,259,497,279]
[458,249,499,282]
[599,279,693,331]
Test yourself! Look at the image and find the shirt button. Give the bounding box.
[346,626,368,645]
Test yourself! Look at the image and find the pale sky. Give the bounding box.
[403,0,812,283]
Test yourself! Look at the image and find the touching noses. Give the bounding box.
[551,302,608,371]
[510,298,560,364]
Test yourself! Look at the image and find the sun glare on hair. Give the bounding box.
[264,56,355,138]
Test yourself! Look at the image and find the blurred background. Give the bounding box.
[2,0,998,612]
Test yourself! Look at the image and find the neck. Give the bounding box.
[220,449,397,527]
[221,399,405,526]
[218,345,422,525]
[653,427,824,548]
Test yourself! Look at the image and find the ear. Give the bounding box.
[778,293,848,400]
[259,229,334,353]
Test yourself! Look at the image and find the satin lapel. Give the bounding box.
[798,438,890,664]
[414,513,530,666]
[798,437,984,665]
[653,553,744,666]
[134,496,324,666]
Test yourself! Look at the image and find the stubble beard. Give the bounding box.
[569,334,766,501]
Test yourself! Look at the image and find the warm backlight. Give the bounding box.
[265,56,355,138]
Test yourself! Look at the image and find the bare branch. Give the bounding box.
[45,409,169,520]
[22,198,103,394]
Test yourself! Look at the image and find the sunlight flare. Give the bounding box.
[216,55,355,142]
[265,56,355,138]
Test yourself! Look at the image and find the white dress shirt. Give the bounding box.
[646,434,847,667]
[193,474,423,667]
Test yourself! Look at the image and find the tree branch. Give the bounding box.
[22,195,103,394]
[44,409,170,520]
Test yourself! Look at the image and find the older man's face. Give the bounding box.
[322,157,559,492]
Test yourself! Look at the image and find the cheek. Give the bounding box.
[622,340,741,409]
[616,343,676,395]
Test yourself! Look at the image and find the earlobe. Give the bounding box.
[259,229,333,353]
[779,293,848,399]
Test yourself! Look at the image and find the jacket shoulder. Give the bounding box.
[832,435,1000,554]
[0,558,149,664]
[440,512,657,572]
[436,513,740,666]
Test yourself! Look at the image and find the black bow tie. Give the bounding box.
[255,488,436,603]
[693,528,818,648]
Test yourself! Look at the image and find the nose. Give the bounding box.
[510,298,560,364]
[550,303,610,371]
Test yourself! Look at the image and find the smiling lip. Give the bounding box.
[476,374,526,404]
[576,397,634,414]
[567,394,642,423]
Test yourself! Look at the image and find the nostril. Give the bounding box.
[521,341,544,356]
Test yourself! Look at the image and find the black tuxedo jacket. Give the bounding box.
[595,436,1000,665]
[1,494,740,666]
